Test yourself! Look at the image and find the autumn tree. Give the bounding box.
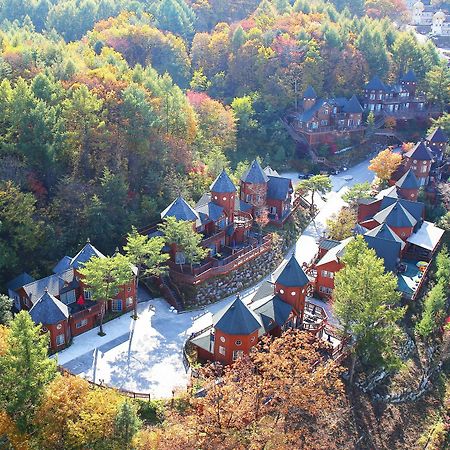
[436,246,450,295]
[297,174,332,216]
[79,253,133,335]
[123,227,169,319]
[34,374,90,450]
[368,148,402,182]
[333,236,404,382]
[326,207,357,241]
[0,311,57,434]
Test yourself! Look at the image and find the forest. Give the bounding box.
[0,0,447,288]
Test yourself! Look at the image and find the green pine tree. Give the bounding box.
[415,282,447,339]
[0,311,57,433]
[333,237,404,383]
[114,400,142,450]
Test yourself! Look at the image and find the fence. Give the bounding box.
[57,366,152,401]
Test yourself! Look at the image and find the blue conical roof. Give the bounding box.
[303,85,317,98]
[161,196,199,222]
[365,75,389,91]
[404,141,433,161]
[210,169,236,193]
[241,160,269,184]
[343,95,363,113]
[395,169,419,190]
[401,69,417,82]
[276,254,309,287]
[30,291,69,325]
[214,296,261,335]
[427,127,448,143]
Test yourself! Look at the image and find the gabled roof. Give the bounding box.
[376,185,398,200]
[343,95,363,114]
[161,196,199,222]
[241,160,269,184]
[319,239,341,251]
[7,272,35,292]
[264,166,280,177]
[297,98,325,121]
[365,76,389,91]
[406,221,444,251]
[427,127,448,144]
[29,291,69,325]
[275,254,309,287]
[195,200,224,223]
[210,169,236,193]
[401,69,418,82]
[395,169,419,190]
[52,256,72,274]
[303,85,317,98]
[363,235,401,272]
[380,197,424,222]
[364,223,405,249]
[22,272,71,304]
[70,242,105,269]
[316,237,353,267]
[253,296,293,333]
[373,201,417,228]
[214,296,261,335]
[404,141,433,161]
[267,176,292,201]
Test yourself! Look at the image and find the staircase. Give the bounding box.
[160,275,185,312]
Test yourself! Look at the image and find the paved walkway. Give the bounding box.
[57,158,375,398]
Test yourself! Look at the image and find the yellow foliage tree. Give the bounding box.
[368,148,402,181]
[0,325,8,356]
[67,387,123,449]
[34,374,90,449]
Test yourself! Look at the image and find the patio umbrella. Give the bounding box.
[416,261,428,268]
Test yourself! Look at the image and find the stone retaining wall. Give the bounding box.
[177,208,310,308]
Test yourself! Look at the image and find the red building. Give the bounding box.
[312,181,444,301]
[288,85,365,148]
[362,71,429,117]
[189,254,335,365]
[157,164,297,285]
[8,240,137,352]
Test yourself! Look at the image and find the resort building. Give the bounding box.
[7,240,137,351]
[188,254,342,365]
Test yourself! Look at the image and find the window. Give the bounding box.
[246,194,252,203]
[250,336,256,342]
[220,336,226,343]
[112,299,122,312]
[126,297,133,307]
[84,289,92,300]
[321,270,334,278]
[279,289,285,294]
[222,196,227,201]
[127,286,131,292]
[319,286,333,294]
[320,120,328,126]
[421,165,428,173]
[235,340,242,346]
[291,291,296,296]
[76,319,88,329]
[369,94,375,100]
[56,334,65,346]
[219,346,226,356]
[232,350,244,361]
[60,290,76,305]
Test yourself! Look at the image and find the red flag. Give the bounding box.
[77,295,85,305]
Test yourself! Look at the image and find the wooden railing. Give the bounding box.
[57,366,152,400]
[169,235,273,285]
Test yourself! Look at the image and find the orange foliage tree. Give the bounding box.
[137,330,352,449]
[368,148,402,181]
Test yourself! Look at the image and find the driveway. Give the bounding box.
[57,158,375,398]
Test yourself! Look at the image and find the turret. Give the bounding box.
[213,296,261,365]
[395,169,420,201]
[302,85,317,111]
[210,169,237,218]
[240,160,268,214]
[274,254,310,321]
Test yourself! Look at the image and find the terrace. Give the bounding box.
[397,259,429,301]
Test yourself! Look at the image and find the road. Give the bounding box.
[57,157,375,398]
